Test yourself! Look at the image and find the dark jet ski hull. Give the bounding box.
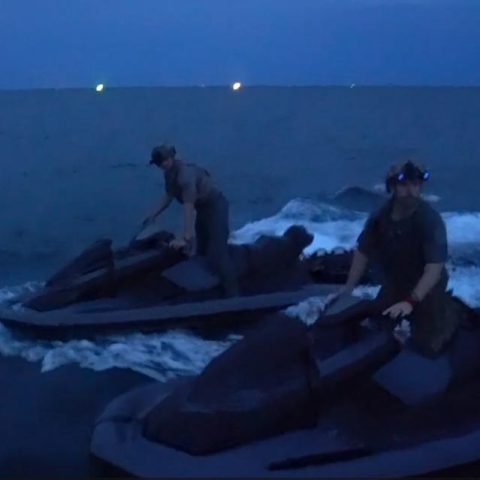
[0,284,337,338]
[91,367,480,478]
[0,225,343,338]
[17,224,318,313]
[22,247,183,312]
[90,301,480,477]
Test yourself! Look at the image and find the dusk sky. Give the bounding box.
[1,0,479,89]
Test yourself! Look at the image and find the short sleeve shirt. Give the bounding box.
[164,160,220,205]
[357,199,448,294]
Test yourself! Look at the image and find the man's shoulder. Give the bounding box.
[177,161,197,182]
[416,199,444,224]
[367,200,391,222]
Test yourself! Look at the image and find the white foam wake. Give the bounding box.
[448,266,480,308]
[284,285,381,326]
[231,198,366,254]
[0,322,240,381]
[0,281,240,381]
[1,197,480,379]
[0,281,43,308]
[233,198,480,262]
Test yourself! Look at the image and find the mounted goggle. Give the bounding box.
[392,162,430,184]
[395,170,430,183]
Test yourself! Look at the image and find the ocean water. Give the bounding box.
[1,192,480,381]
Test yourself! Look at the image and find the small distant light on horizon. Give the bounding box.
[350,83,356,88]
[95,83,105,93]
[232,82,242,91]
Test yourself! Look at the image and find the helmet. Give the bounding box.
[150,144,176,165]
[385,160,430,193]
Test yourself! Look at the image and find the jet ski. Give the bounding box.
[91,294,480,477]
[0,225,352,338]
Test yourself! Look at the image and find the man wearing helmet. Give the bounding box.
[327,160,458,355]
[143,144,238,297]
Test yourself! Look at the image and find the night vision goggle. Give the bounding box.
[386,161,430,192]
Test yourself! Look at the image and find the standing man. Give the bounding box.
[324,160,458,355]
[144,144,239,297]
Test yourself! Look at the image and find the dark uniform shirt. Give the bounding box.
[163,159,237,296]
[357,198,448,296]
[164,160,220,206]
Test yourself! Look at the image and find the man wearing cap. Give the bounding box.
[323,161,459,356]
[143,144,239,297]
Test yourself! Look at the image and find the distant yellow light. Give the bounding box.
[95,83,105,93]
[232,82,242,91]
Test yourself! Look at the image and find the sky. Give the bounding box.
[1,0,479,89]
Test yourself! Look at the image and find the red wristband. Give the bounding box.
[404,295,419,308]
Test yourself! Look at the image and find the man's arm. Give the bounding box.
[324,248,368,309]
[177,169,198,241]
[384,209,447,319]
[182,202,195,241]
[337,211,378,295]
[412,209,447,301]
[328,211,377,303]
[411,262,444,302]
[339,248,369,295]
[144,193,172,224]
[167,171,197,251]
[383,263,444,319]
